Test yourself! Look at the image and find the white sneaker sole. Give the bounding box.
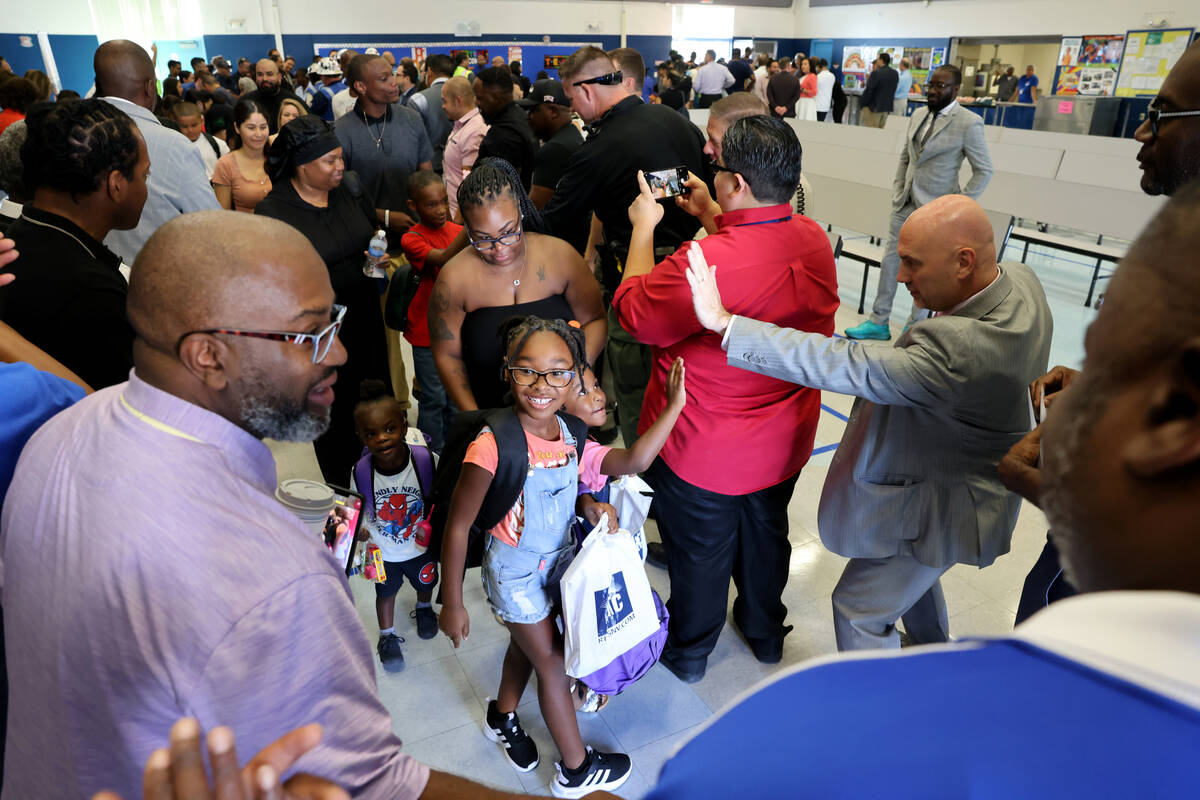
[550,764,631,798]
[482,721,540,773]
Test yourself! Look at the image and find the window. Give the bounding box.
[671,4,735,63]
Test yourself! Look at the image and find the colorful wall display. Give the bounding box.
[1115,28,1195,97]
[842,45,866,89]
[1079,34,1124,65]
[841,44,933,91]
[1053,34,1125,96]
[1055,65,1119,96]
[1058,37,1082,66]
[313,40,601,80]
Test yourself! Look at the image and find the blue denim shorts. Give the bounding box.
[482,537,575,625]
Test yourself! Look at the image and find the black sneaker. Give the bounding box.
[552,747,632,798]
[483,699,539,772]
[377,633,405,673]
[410,606,439,640]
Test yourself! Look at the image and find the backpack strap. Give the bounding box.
[560,411,588,461]
[203,132,220,159]
[477,407,529,533]
[353,451,374,517]
[409,438,435,519]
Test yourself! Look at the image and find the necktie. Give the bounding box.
[920,112,937,147]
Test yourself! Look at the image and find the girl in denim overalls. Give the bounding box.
[439,317,632,798]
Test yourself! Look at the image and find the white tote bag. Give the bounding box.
[607,475,654,561]
[561,520,661,678]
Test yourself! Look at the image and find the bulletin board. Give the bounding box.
[840,44,934,91]
[1115,28,1194,97]
[915,47,946,93]
[311,40,601,80]
[1053,34,1124,96]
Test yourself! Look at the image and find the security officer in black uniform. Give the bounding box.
[543,45,709,452]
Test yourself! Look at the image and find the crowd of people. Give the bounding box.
[1,33,1199,799]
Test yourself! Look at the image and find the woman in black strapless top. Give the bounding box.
[430,159,605,411]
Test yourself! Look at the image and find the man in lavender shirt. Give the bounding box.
[0,212,576,800]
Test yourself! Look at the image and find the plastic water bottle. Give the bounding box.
[364,228,388,278]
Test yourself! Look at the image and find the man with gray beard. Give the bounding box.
[0,211,435,798]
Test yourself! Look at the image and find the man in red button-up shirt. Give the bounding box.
[612,116,839,681]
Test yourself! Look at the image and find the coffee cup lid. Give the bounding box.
[276,479,335,513]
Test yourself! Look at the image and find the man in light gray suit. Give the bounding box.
[685,195,1053,650]
[846,64,993,341]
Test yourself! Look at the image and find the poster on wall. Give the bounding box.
[876,46,903,64]
[411,46,426,62]
[930,47,946,68]
[1058,37,1081,66]
[508,46,522,64]
[907,47,932,94]
[1055,65,1119,96]
[1079,34,1124,64]
[1115,27,1195,96]
[544,54,568,70]
[842,46,866,90]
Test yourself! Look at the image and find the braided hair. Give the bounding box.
[21,98,139,202]
[456,157,544,233]
[354,378,404,415]
[498,316,588,397]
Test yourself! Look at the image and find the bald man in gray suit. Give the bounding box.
[685,195,1053,650]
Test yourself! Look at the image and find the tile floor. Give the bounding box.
[268,235,1100,798]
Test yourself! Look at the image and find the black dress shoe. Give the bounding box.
[659,651,705,684]
[734,620,792,664]
[645,541,668,569]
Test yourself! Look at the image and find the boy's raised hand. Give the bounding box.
[439,604,470,648]
[665,358,686,410]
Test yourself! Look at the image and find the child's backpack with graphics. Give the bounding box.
[353,429,435,544]
[427,407,588,569]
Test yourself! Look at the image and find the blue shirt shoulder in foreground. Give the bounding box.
[0,361,85,496]
[647,592,1200,799]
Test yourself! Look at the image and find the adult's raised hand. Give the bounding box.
[684,242,731,335]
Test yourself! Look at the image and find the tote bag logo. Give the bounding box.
[594,571,634,640]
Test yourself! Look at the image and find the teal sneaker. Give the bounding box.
[844,320,891,340]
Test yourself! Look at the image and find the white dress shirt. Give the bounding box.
[815,70,835,112]
[915,98,960,143]
[332,88,355,119]
[694,61,735,95]
[99,96,219,266]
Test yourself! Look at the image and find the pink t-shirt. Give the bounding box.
[443,107,488,219]
[464,429,610,546]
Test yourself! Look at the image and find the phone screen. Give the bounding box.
[644,166,689,199]
[323,486,364,576]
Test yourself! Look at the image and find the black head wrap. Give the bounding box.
[266,114,341,183]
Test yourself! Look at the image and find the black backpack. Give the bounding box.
[427,407,588,569]
[202,131,221,159]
